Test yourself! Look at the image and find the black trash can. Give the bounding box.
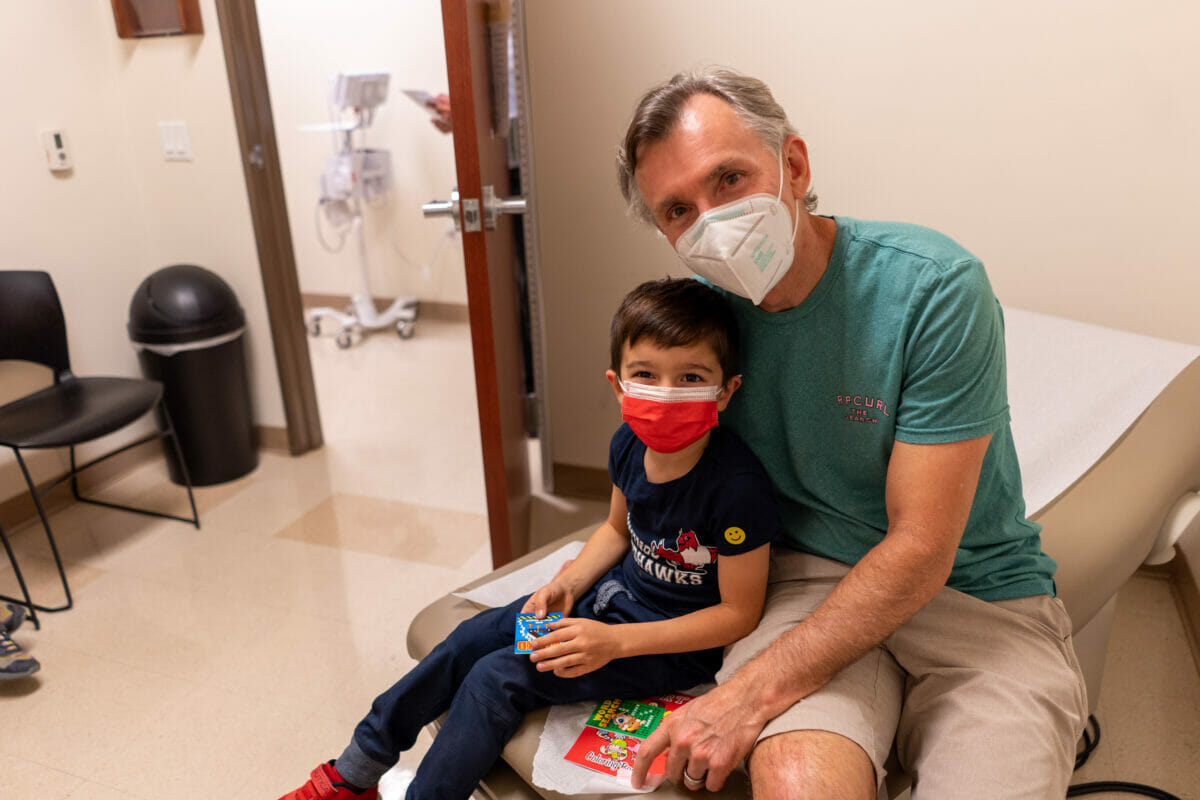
[128,264,258,486]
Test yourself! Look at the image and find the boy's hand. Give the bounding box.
[529,618,623,678]
[521,580,574,619]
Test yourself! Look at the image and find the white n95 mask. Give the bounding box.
[673,158,800,305]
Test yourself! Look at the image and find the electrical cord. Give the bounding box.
[314,199,350,253]
[1074,714,1101,770]
[1068,784,1182,799]
[1066,715,1182,799]
[389,219,457,280]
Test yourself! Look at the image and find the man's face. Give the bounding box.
[634,93,784,249]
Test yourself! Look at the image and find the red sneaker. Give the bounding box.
[277,761,378,800]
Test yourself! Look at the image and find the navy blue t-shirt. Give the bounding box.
[609,424,779,616]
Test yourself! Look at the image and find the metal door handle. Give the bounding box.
[422,190,463,231]
[483,185,526,230]
[423,186,524,232]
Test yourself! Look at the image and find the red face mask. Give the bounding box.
[619,380,723,454]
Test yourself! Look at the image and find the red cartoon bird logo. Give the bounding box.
[654,530,716,570]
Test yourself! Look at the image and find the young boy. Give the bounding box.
[278,278,780,800]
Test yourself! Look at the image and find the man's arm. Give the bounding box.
[632,434,992,790]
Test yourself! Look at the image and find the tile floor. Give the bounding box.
[2,316,1198,799]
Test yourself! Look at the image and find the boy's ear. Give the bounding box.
[606,369,624,402]
[716,374,743,412]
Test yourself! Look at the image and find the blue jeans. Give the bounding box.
[342,570,721,800]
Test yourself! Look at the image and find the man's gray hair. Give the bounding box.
[616,66,818,225]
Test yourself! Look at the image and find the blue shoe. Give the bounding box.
[1,603,27,634]
[0,628,40,680]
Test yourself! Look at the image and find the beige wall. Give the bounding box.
[256,0,467,305]
[524,0,1200,473]
[0,0,283,491]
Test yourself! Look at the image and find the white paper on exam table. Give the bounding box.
[1004,308,1200,514]
[453,540,586,608]
[531,699,658,795]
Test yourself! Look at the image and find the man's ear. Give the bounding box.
[606,369,624,403]
[783,135,812,199]
[716,374,743,412]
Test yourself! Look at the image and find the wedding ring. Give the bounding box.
[682,767,706,790]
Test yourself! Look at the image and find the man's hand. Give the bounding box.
[528,617,622,677]
[631,679,766,791]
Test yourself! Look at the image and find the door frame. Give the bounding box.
[216,0,537,566]
[214,0,322,456]
[509,0,555,494]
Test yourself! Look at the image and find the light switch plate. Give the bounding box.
[158,121,193,161]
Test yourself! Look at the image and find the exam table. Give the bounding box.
[407,308,1200,799]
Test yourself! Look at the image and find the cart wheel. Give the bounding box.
[396,321,416,340]
[306,318,321,337]
[336,330,354,349]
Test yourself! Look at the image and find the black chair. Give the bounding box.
[0,270,199,629]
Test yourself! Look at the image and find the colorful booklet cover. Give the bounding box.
[564,692,695,782]
[513,612,562,653]
[585,698,666,740]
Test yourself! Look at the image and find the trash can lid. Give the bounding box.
[128,264,246,345]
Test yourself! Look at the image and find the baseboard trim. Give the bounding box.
[1,426,290,531]
[301,293,469,323]
[550,463,609,500]
[254,425,290,454]
[1170,549,1200,676]
[0,439,159,531]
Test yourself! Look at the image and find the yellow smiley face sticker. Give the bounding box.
[724,527,747,545]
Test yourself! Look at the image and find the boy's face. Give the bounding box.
[605,338,740,411]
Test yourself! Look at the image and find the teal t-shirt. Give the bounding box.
[719,217,1056,601]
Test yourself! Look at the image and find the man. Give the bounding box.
[618,67,1087,799]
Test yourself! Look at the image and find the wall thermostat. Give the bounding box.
[42,130,72,171]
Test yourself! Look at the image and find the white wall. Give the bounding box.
[523,0,1200,472]
[0,0,284,491]
[255,0,467,305]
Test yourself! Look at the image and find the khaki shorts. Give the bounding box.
[717,548,1088,799]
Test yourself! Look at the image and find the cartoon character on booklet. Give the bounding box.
[612,712,644,734]
[596,731,632,762]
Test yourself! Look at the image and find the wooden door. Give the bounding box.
[441,0,531,567]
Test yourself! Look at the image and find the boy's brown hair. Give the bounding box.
[609,278,740,381]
